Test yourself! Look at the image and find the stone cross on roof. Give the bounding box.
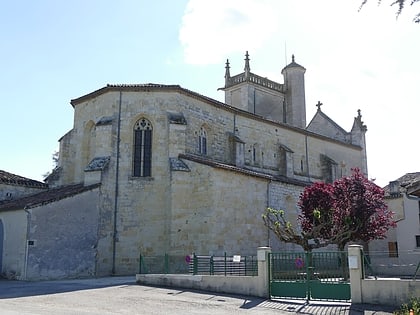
[316,101,323,111]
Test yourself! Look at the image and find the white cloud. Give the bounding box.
[179,0,420,186]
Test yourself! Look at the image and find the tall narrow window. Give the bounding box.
[133,118,152,177]
[198,127,207,155]
[418,201,420,224]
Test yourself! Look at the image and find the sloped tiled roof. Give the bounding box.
[179,153,310,187]
[0,183,100,212]
[69,83,363,151]
[0,170,48,189]
[400,172,420,197]
[383,172,420,197]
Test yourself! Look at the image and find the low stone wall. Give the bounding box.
[137,246,420,306]
[361,278,420,306]
[136,274,264,297]
[349,245,420,306]
[136,247,271,298]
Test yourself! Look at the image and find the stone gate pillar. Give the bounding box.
[348,244,364,303]
[256,246,271,298]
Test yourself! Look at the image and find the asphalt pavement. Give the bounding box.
[0,276,397,314]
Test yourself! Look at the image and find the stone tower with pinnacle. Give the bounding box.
[220,51,307,129]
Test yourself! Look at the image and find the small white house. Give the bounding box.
[369,172,420,277]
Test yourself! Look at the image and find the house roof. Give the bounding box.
[404,174,420,197]
[383,172,420,197]
[0,170,48,189]
[0,183,100,212]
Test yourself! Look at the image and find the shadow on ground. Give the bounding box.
[0,276,134,299]
[256,299,396,314]
[0,279,398,314]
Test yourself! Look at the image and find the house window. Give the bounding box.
[418,201,420,224]
[416,235,420,248]
[133,118,152,177]
[388,242,398,258]
[198,127,207,155]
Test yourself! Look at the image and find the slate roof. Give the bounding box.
[0,183,100,212]
[0,170,47,189]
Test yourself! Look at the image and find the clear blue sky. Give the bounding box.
[1,0,419,187]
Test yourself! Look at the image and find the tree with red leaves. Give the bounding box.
[327,168,396,250]
[263,169,396,251]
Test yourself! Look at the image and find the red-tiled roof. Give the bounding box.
[0,170,47,188]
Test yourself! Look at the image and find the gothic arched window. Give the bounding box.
[133,118,153,177]
[198,127,207,155]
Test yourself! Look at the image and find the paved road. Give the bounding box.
[0,277,396,314]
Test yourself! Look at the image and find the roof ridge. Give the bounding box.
[0,183,100,212]
[0,170,47,188]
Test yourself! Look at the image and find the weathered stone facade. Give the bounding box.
[1,53,369,278]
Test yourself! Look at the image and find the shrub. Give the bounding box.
[394,297,420,315]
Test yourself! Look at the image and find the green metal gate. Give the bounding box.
[269,251,351,301]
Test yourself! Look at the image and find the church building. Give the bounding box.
[0,53,368,279]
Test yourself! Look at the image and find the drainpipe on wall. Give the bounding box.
[23,207,31,280]
[266,180,272,247]
[112,90,122,275]
[304,133,310,182]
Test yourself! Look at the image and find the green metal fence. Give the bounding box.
[270,251,350,301]
[191,253,258,276]
[139,254,190,274]
[139,253,258,276]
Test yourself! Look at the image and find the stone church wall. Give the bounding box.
[170,161,269,257]
[56,86,368,276]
